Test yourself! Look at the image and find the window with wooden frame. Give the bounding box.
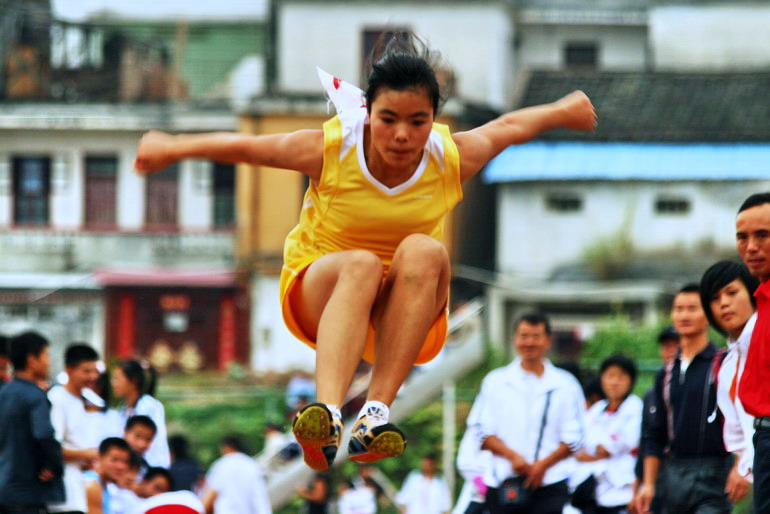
[84,155,117,229]
[145,164,179,230]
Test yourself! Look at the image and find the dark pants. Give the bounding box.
[595,507,627,514]
[485,480,569,514]
[662,456,732,514]
[754,429,770,514]
[0,506,48,514]
[464,501,487,514]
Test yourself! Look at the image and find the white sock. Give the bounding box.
[358,401,390,426]
[326,404,342,420]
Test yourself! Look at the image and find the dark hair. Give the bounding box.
[9,331,49,371]
[94,371,111,412]
[169,434,191,460]
[699,261,759,335]
[738,193,770,214]
[600,354,638,392]
[125,415,157,435]
[677,283,701,296]
[117,359,157,397]
[657,326,680,344]
[144,467,174,490]
[513,312,552,335]
[365,32,444,114]
[221,434,248,454]
[583,376,605,402]
[99,436,131,456]
[0,335,8,357]
[423,452,439,462]
[64,343,98,368]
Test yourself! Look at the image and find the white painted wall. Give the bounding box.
[517,24,648,71]
[179,160,212,230]
[279,2,513,109]
[651,5,770,70]
[117,146,145,231]
[496,180,770,279]
[0,154,11,226]
[50,150,83,229]
[250,275,316,373]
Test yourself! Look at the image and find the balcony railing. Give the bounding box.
[0,229,236,273]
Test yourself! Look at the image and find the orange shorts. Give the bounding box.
[279,257,448,365]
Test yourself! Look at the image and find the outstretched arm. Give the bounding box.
[134,129,325,182]
[453,91,597,183]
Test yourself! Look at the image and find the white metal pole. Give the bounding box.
[442,380,456,497]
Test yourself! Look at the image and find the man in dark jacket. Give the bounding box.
[635,285,732,514]
[0,331,64,513]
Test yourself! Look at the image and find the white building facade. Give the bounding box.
[277,0,515,110]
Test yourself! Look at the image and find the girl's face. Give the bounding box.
[368,87,434,172]
[111,367,132,399]
[601,365,633,404]
[710,278,755,338]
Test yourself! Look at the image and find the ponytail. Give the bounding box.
[118,359,158,398]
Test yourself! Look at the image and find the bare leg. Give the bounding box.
[290,250,383,406]
[368,234,450,406]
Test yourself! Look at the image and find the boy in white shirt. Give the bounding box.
[47,344,100,514]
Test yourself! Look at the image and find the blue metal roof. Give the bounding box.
[483,142,770,183]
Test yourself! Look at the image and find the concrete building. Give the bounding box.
[514,0,650,74]
[483,70,770,346]
[0,1,264,372]
[276,0,514,110]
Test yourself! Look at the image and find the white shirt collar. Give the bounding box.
[504,357,557,386]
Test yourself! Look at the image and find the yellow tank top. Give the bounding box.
[282,108,462,276]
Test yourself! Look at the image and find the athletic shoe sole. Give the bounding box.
[348,423,406,463]
[292,404,337,471]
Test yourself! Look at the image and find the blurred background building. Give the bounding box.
[1,0,769,372]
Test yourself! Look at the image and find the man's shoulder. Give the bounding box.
[47,384,70,402]
[548,366,583,396]
[1,379,44,403]
[621,394,644,412]
[480,365,512,387]
[48,385,82,410]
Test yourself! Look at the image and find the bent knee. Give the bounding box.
[396,234,449,266]
[393,235,449,280]
[339,250,384,283]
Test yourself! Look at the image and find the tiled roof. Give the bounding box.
[519,70,770,142]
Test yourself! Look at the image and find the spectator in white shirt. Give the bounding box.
[109,450,143,514]
[699,260,758,505]
[201,435,272,514]
[337,479,377,514]
[469,312,585,514]
[396,454,452,514]
[112,360,171,468]
[47,344,101,514]
[123,415,158,479]
[453,399,491,514]
[574,354,642,513]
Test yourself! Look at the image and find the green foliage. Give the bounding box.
[164,396,268,467]
[581,312,667,361]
